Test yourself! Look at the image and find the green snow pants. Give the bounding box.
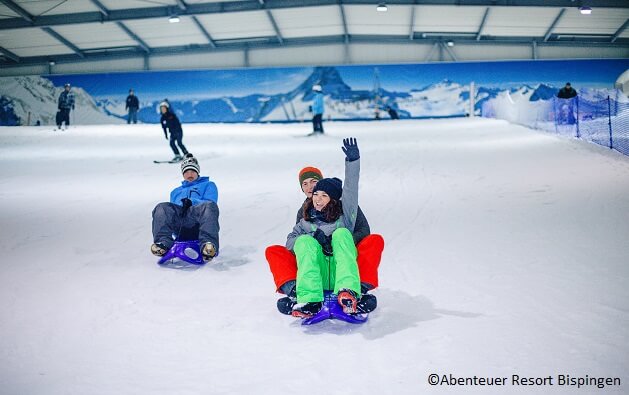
[293,228,361,303]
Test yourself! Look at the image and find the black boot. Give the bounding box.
[356,293,377,314]
[292,302,323,318]
[337,289,359,314]
[277,296,296,315]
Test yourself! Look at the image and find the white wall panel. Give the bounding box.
[537,46,629,60]
[196,11,275,40]
[555,8,629,35]
[149,51,245,70]
[16,0,98,15]
[414,6,486,33]
[483,7,558,37]
[345,5,412,35]
[123,17,208,48]
[1,28,75,57]
[349,43,431,64]
[53,22,137,50]
[249,45,346,67]
[52,57,146,74]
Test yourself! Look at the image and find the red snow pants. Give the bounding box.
[266,234,384,293]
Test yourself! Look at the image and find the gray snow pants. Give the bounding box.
[152,201,220,252]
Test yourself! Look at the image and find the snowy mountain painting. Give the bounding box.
[1,58,627,126]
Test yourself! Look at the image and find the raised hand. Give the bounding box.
[342,137,359,162]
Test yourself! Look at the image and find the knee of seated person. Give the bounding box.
[153,201,172,214]
[295,234,317,248]
[331,228,352,240]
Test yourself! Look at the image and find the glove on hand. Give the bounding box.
[313,228,333,256]
[342,137,360,162]
[181,198,193,212]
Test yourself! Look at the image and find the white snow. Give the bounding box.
[0,118,628,394]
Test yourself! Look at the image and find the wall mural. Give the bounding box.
[0,58,627,126]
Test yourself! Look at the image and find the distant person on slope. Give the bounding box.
[125,89,140,124]
[266,163,384,316]
[159,101,188,162]
[557,82,577,99]
[56,83,75,130]
[151,154,219,262]
[557,82,578,125]
[311,84,325,134]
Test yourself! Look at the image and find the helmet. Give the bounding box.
[64,83,71,88]
[312,84,322,92]
[159,101,169,109]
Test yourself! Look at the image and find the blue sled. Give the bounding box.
[302,291,368,325]
[157,240,206,270]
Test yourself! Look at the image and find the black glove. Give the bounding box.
[164,131,168,140]
[313,228,333,256]
[342,137,360,162]
[181,198,192,212]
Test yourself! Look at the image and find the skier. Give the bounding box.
[56,83,75,130]
[159,101,188,162]
[125,89,139,124]
[311,84,324,134]
[280,138,369,318]
[151,154,219,263]
[386,106,399,120]
[266,164,383,316]
[557,83,578,125]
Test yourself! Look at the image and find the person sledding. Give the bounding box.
[151,154,219,262]
[284,138,367,318]
[266,164,384,316]
[159,101,189,162]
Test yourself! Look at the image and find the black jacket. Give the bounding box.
[160,111,183,136]
[296,202,370,245]
[126,95,139,110]
[58,91,75,110]
[557,87,577,99]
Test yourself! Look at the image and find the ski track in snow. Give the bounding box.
[0,118,628,394]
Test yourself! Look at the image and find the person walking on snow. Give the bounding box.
[266,165,384,315]
[56,83,75,130]
[151,154,219,262]
[311,84,325,134]
[126,89,140,124]
[159,101,188,162]
[286,138,364,318]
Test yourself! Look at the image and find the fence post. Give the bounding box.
[607,96,613,149]
[575,97,580,138]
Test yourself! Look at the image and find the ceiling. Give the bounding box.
[0,0,628,68]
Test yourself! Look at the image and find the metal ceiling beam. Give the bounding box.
[191,16,216,48]
[90,0,109,17]
[339,1,349,44]
[41,27,85,58]
[116,22,151,53]
[476,7,490,41]
[543,8,565,42]
[441,41,458,61]
[2,0,628,31]
[176,0,188,11]
[4,33,626,69]
[0,0,34,23]
[611,18,629,43]
[259,0,283,44]
[0,46,19,62]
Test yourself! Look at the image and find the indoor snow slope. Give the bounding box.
[1,118,628,395]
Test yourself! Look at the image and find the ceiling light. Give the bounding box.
[376,3,388,12]
[446,41,454,47]
[579,6,592,15]
[169,15,180,23]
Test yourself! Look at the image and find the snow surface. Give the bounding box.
[1,118,628,395]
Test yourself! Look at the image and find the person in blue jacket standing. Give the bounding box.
[311,84,325,134]
[151,154,220,262]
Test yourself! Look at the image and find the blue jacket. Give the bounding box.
[312,92,324,115]
[170,176,218,206]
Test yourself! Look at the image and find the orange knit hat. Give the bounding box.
[298,166,323,185]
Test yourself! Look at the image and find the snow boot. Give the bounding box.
[151,242,168,257]
[356,293,377,314]
[292,302,323,318]
[277,296,297,315]
[337,289,359,314]
[201,242,216,262]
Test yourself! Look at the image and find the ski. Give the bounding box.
[153,159,183,164]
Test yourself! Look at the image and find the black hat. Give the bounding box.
[312,177,342,201]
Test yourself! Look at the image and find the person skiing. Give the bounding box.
[159,101,188,162]
[311,84,324,134]
[126,89,140,124]
[151,154,219,262]
[266,164,384,316]
[282,138,367,318]
[56,83,75,130]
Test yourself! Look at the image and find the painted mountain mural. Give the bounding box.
[0,59,626,126]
